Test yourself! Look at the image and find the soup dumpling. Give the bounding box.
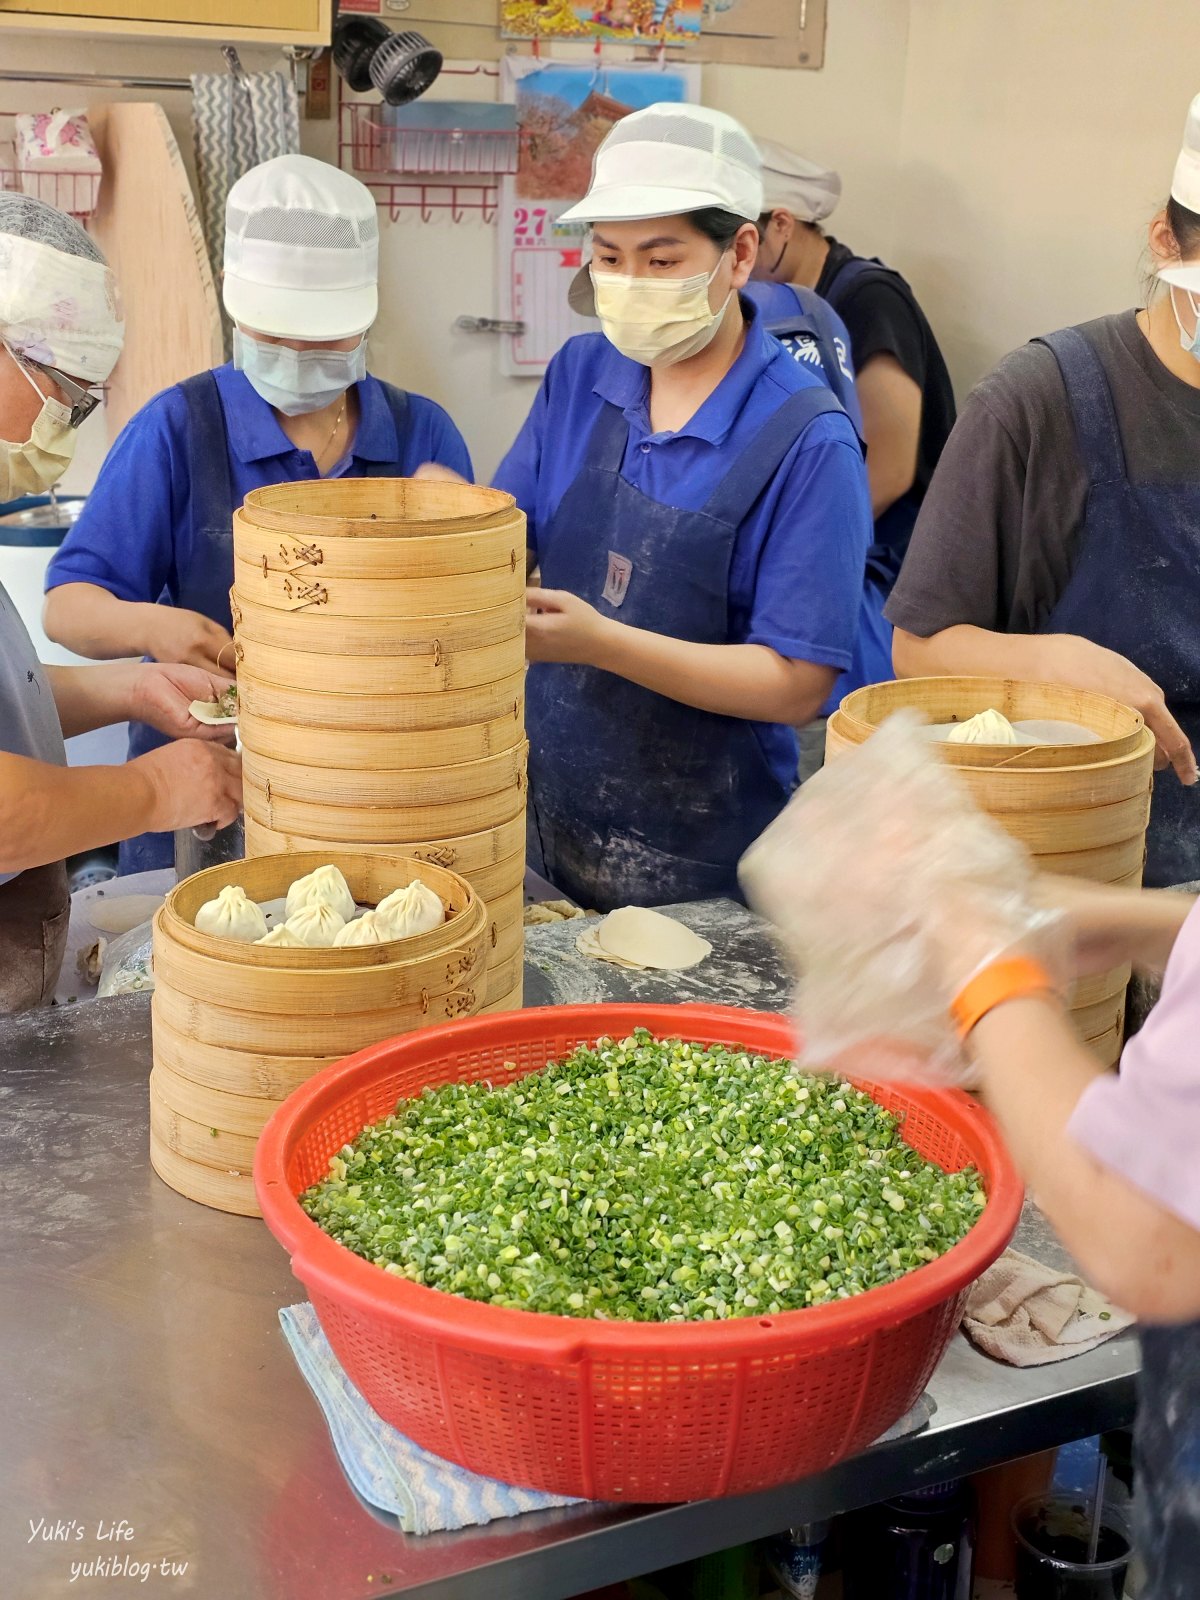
[195,885,268,943]
[284,902,347,948]
[376,880,446,939]
[332,910,391,947]
[285,864,356,923]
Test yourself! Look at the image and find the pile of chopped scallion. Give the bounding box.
[301,1031,985,1322]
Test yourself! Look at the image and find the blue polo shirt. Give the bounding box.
[45,364,472,607]
[493,300,872,788]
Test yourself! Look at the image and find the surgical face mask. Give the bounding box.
[591,254,733,369]
[0,349,76,501]
[1170,285,1200,361]
[233,327,368,416]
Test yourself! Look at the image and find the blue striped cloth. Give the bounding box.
[279,1304,583,1533]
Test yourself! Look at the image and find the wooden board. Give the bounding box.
[87,102,222,444]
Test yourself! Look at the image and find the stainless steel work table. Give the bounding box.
[1,908,1139,1600]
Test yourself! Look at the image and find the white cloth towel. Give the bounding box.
[963,1248,1134,1366]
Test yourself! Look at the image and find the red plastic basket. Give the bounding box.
[255,1005,1022,1502]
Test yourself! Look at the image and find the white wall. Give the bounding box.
[5,0,1200,485]
[894,0,1200,397]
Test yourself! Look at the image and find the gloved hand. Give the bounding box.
[740,712,1068,1084]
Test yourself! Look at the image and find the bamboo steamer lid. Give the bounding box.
[240,476,520,537]
[243,776,525,843]
[151,1003,346,1098]
[235,632,525,695]
[480,980,525,1015]
[240,742,528,809]
[233,510,523,580]
[233,557,523,619]
[150,1073,260,1171]
[150,1128,259,1218]
[482,949,525,1008]
[153,980,483,1058]
[243,812,526,876]
[237,707,524,771]
[467,850,526,903]
[236,669,525,733]
[232,589,525,657]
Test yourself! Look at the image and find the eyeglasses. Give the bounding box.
[14,352,104,429]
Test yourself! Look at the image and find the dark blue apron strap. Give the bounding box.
[361,382,412,477]
[178,372,234,536]
[700,387,843,526]
[1036,327,1127,486]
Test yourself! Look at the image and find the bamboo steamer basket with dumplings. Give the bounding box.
[150,851,487,1216]
[825,677,1156,1067]
[233,479,528,1013]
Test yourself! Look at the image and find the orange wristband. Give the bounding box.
[950,956,1059,1041]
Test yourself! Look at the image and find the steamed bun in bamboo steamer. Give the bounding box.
[376,879,446,939]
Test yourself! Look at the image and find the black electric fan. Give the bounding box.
[332,10,443,107]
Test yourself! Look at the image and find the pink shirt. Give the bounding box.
[1068,899,1200,1233]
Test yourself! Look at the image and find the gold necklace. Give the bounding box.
[316,396,347,472]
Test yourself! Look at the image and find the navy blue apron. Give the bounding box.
[118,374,412,874]
[1135,1321,1200,1598]
[822,255,920,590]
[1039,327,1200,889]
[526,385,842,911]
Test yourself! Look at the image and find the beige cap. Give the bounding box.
[757,138,841,223]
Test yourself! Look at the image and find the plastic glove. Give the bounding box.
[739,711,1068,1085]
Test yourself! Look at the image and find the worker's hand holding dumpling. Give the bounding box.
[132,663,238,742]
[740,711,1068,1084]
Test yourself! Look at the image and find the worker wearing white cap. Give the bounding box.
[43,154,472,873]
[0,195,241,1012]
[748,137,956,589]
[889,93,1200,888]
[488,104,873,911]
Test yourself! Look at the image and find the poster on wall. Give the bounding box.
[500,0,702,47]
[496,57,699,379]
[514,59,693,199]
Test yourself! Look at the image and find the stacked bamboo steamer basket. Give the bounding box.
[826,678,1157,1068]
[233,479,528,1013]
[150,851,486,1216]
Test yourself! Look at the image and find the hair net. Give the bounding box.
[0,194,124,383]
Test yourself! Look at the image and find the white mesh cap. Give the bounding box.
[223,154,379,340]
[757,138,841,224]
[1161,93,1200,294]
[558,104,763,226]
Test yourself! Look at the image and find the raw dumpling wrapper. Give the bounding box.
[583,906,712,971]
[255,924,307,947]
[188,685,238,725]
[194,884,268,943]
[285,902,347,948]
[944,708,1019,745]
[333,910,391,947]
[285,864,356,923]
[376,880,445,939]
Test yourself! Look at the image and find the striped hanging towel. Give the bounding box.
[190,70,301,351]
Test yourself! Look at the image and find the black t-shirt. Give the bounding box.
[886,310,1200,638]
[816,237,957,509]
